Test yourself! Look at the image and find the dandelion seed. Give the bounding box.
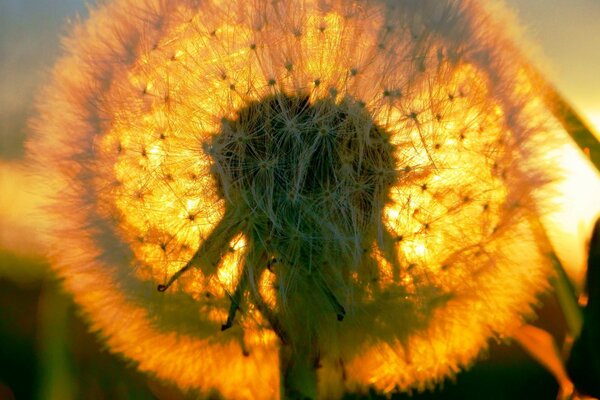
[29,0,559,398]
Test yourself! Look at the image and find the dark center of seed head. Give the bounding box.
[208,94,395,245]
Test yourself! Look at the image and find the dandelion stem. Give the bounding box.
[279,342,318,400]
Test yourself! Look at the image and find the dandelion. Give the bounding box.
[28,0,559,398]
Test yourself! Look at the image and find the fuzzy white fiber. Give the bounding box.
[28,0,559,398]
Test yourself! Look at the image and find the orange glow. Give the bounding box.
[0,162,53,260]
[27,0,572,398]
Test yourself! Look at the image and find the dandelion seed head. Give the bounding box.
[28,0,557,398]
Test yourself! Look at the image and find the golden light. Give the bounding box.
[27,0,578,398]
[0,162,53,261]
[589,112,600,134]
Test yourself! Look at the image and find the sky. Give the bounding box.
[505,0,600,130]
[0,0,599,283]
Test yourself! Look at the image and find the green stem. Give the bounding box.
[549,252,584,339]
[280,344,318,400]
[530,214,584,340]
[37,280,76,400]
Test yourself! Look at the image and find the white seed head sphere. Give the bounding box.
[29,0,556,398]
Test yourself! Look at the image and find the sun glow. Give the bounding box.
[587,112,600,135]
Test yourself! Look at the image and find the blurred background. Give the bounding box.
[1,0,599,399]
